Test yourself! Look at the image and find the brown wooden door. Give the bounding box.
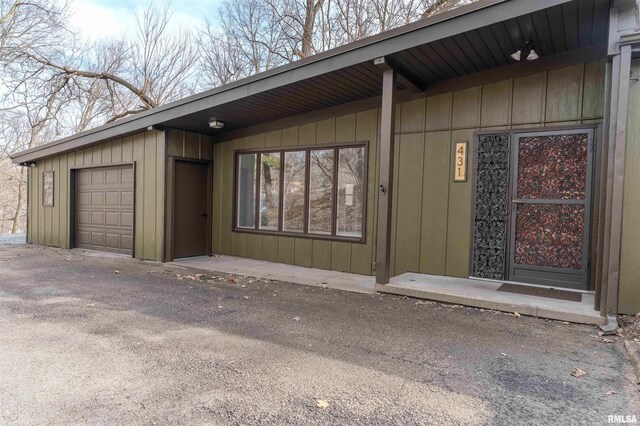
[174,160,209,259]
[75,165,134,255]
[508,129,593,290]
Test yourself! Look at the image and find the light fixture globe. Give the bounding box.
[209,117,224,129]
[510,50,522,61]
[527,48,539,61]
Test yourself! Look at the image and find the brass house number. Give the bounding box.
[454,141,468,182]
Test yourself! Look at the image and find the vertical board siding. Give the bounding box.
[419,131,450,275]
[619,61,640,314]
[27,130,165,261]
[391,133,424,276]
[391,60,605,278]
[26,60,606,279]
[213,112,378,275]
[212,60,606,278]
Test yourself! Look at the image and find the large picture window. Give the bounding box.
[235,144,367,241]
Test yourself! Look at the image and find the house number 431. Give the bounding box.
[454,141,468,182]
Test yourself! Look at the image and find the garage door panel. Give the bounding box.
[105,233,120,249]
[91,169,105,185]
[105,211,119,226]
[77,192,90,206]
[77,211,91,225]
[91,192,105,206]
[121,235,133,250]
[105,191,120,206]
[76,165,133,255]
[105,169,120,184]
[121,168,133,184]
[91,232,104,246]
[77,230,91,245]
[91,211,105,225]
[121,211,133,227]
[78,170,91,185]
[121,191,133,206]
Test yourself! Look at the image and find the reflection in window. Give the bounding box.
[282,151,306,233]
[337,147,365,238]
[237,153,256,228]
[308,149,334,235]
[234,145,366,241]
[259,152,280,230]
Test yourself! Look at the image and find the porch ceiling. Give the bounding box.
[12,0,611,163]
[160,0,609,136]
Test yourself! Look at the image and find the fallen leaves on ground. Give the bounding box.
[84,303,95,308]
[571,368,586,378]
[293,316,300,321]
[114,270,121,274]
[513,312,521,318]
[316,400,330,409]
[605,390,617,396]
[228,277,237,283]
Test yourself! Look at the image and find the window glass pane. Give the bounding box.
[336,147,365,238]
[237,153,256,228]
[308,149,334,235]
[259,152,281,230]
[282,151,306,233]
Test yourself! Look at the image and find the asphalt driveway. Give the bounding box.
[0,244,638,425]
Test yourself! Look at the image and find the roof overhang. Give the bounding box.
[12,0,608,164]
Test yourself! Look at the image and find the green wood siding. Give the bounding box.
[391,60,606,278]
[213,60,606,278]
[619,61,640,314]
[212,109,378,275]
[26,130,165,261]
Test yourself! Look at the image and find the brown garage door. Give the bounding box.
[75,165,134,255]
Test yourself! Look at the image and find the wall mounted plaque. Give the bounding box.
[43,171,54,207]
[454,141,468,182]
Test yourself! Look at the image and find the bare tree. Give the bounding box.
[198,21,247,88]
[199,0,474,89]
[0,0,67,61]
[6,2,198,125]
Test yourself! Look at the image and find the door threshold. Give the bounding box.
[469,276,593,294]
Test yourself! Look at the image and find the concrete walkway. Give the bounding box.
[380,273,605,326]
[171,255,376,294]
[171,255,605,326]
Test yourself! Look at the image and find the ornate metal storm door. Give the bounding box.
[507,129,593,290]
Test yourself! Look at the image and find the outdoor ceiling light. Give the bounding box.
[209,117,224,129]
[511,40,538,62]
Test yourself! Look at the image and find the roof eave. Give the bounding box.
[12,0,574,164]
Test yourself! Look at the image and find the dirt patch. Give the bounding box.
[619,314,640,342]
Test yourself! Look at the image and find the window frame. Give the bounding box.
[233,141,368,244]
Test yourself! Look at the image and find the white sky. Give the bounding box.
[68,0,222,41]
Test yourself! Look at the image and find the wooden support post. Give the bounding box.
[601,43,632,322]
[375,63,396,285]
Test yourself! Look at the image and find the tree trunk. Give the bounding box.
[301,0,325,58]
[11,168,25,234]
